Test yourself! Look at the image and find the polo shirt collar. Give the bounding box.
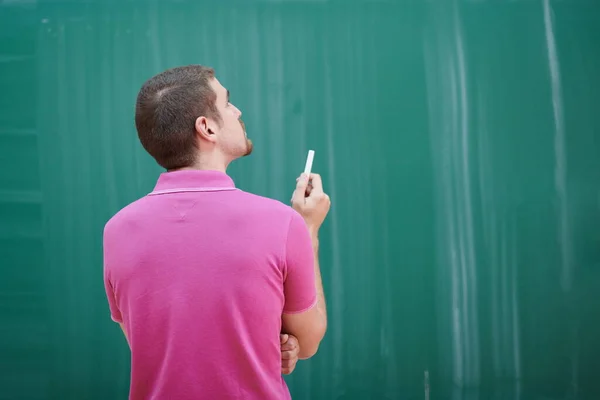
[152,169,236,192]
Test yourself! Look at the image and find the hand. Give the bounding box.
[280,333,300,375]
[291,173,331,233]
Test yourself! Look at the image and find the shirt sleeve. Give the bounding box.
[104,268,123,323]
[102,221,123,323]
[282,211,317,314]
[103,225,123,323]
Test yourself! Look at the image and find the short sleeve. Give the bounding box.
[282,211,317,314]
[103,226,123,323]
[104,268,123,323]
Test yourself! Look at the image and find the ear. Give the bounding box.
[195,116,218,143]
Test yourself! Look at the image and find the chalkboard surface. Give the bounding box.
[1,1,599,399]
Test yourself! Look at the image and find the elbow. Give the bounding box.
[298,346,319,360]
[298,321,327,360]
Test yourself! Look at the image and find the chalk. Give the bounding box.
[304,150,315,176]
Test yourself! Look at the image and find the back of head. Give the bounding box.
[135,65,220,170]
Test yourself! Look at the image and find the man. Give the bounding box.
[102,65,330,399]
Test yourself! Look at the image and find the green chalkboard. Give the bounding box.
[1,1,599,399]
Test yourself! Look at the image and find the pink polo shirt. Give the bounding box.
[103,170,317,400]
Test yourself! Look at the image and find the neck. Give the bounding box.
[171,152,230,173]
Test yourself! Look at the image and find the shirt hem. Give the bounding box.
[282,296,318,315]
[111,315,123,323]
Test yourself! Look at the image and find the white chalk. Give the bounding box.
[304,150,315,176]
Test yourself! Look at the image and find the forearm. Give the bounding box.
[310,230,327,327]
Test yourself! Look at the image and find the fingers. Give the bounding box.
[282,358,297,375]
[306,174,329,207]
[291,174,310,206]
[281,337,298,351]
[280,334,289,345]
[281,334,299,360]
[307,173,323,194]
[305,180,313,197]
[281,351,298,374]
[291,173,328,211]
[281,333,299,375]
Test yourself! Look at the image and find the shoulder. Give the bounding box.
[236,190,299,218]
[234,190,307,233]
[103,196,151,237]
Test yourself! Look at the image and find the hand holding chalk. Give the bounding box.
[292,150,331,233]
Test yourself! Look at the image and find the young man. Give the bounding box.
[103,65,330,399]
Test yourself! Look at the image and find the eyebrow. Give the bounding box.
[226,90,230,102]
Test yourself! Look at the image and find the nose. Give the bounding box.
[232,104,242,118]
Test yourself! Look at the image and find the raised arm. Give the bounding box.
[281,173,330,359]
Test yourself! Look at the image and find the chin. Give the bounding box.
[244,140,254,156]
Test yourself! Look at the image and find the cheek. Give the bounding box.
[227,106,239,118]
[226,112,239,126]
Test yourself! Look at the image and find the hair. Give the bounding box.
[134,65,221,170]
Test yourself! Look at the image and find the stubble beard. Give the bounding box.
[239,118,253,156]
[244,139,253,156]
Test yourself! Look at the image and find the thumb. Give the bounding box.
[291,174,309,206]
[280,334,289,344]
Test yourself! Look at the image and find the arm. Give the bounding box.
[281,173,330,359]
[308,231,327,329]
[280,334,300,374]
[281,230,327,359]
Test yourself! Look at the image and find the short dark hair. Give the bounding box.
[135,65,221,170]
